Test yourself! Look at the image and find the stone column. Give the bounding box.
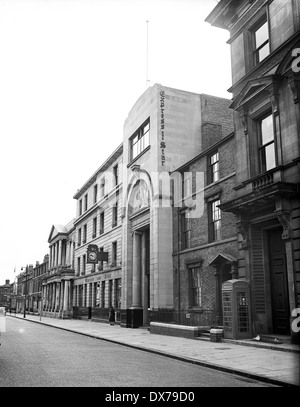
[112,279,116,308]
[86,284,90,307]
[63,280,68,311]
[131,231,142,308]
[142,231,148,325]
[56,242,59,266]
[52,283,54,310]
[58,240,62,266]
[49,246,52,270]
[104,280,108,308]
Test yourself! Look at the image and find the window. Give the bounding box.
[130,119,150,160]
[208,151,220,184]
[253,18,269,65]
[258,113,275,172]
[84,194,88,211]
[101,281,105,308]
[94,184,98,204]
[79,199,82,216]
[116,278,121,308]
[83,224,87,244]
[181,210,191,250]
[182,171,192,198]
[82,255,86,275]
[100,177,105,198]
[77,257,81,276]
[112,201,118,227]
[99,247,104,270]
[113,164,118,187]
[112,241,117,266]
[209,199,221,242]
[93,217,97,238]
[100,212,105,235]
[78,228,82,246]
[190,267,202,307]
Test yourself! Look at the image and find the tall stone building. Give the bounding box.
[121,84,233,327]
[206,0,300,343]
[42,219,75,318]
[72,144,123,322]
[59,84,234,327]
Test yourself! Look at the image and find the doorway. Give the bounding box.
[268,228,290,335]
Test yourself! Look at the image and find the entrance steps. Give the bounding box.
[195,327,211,341]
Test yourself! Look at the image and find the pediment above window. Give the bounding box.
[230,75,280,111]
[276,38,300,76]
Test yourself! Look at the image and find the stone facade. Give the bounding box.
[72,144,123,322]
[121,84,234,327]
[206,0,300,343]
[42,219,76,318]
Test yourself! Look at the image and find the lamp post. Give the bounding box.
[22,266,28,319]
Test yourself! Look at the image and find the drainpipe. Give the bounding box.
[177,208,181,322]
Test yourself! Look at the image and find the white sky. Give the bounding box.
[0,0,231,284]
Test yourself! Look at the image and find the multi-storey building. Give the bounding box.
[72,144,123,322]
[206,0,300,343]
[0,279,13,309]
[42,219,75,318]
[172,130,236,327]
[28,255,49,313]
[121,84,234,327]
[55,84,233,327]
[15,265,33,314]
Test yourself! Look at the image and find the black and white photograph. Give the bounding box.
[0,0,299,394]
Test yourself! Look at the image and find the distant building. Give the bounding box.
[0,279,13,309]
[206,0,300,343]
[42,219,75,318]
[28,255,49,313]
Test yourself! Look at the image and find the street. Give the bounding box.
[0,317,275,387]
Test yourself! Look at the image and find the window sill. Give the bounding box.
[127,145,151,168]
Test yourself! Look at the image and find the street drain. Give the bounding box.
[215,347,231,350]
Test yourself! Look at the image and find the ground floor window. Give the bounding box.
[189,267,202,307]
[116,278,121,308]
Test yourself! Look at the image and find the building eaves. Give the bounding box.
[172,132,234,174]
[73,143,123,200]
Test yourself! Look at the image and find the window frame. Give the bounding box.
[92,217,97,238]
[112,201,118,228]
[208,198,221,242]
[111,241,117,266]
[100,177,105,198]
[84,193,88,212]
[113,164,118,187]
[180,210,191,250]
[189,266,202,308]
[100,212,105,235]
[78,228,82,246]
[257,112,276,173]
[207,151,220,185]
[83,224,87,244]
[93,184,98,204]
[252,16,270,66]
[130,118,150,161]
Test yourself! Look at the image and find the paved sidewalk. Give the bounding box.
[8,313,300,387]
